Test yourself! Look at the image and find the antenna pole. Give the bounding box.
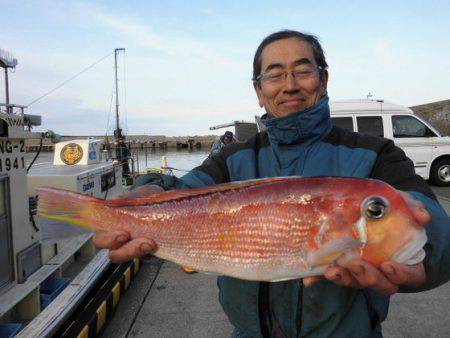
[114,49,121,133]
[113,48,129,176]
[4,68,9,107]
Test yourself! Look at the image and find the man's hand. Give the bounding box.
[93,229,157,263]
[92,185,163,263]
[304,191,430,295]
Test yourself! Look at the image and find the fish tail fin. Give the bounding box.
[37,187,105,231]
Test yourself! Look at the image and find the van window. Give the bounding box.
[392,115,437,138]
[357,116,384,137]
[331,117,353,131]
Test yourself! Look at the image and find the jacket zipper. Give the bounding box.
[296,279,303,337]
[258,281,272,338]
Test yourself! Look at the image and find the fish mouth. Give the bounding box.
[390,230,428,265]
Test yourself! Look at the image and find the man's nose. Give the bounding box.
[283,72,300,92]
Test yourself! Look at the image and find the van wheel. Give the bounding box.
[430,159,450,186]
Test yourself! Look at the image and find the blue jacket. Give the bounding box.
[167,97,450,337]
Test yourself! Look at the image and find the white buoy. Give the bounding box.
[161,156,168,168]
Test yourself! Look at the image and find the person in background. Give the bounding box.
[93,30,450,337]
[210,130,235,155]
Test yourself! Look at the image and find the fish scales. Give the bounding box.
[37,177,427,281]
[161,182,339,275]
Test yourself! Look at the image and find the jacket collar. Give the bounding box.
[261,96,332,145]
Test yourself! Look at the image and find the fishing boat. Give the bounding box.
[0,48,141,338]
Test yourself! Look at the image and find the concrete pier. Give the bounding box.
[100,259,233,338]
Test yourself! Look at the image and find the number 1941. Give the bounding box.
[0,157,26,171]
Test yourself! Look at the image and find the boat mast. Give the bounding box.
[114,48,123,136]
[113,48,130,176]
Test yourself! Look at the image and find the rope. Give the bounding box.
[105,78,116,137]
[162,166,190,173]
[26,51,114,107]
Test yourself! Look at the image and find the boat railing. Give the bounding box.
[0,102,27,115]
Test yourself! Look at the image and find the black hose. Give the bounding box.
[29,196,39,232]
[27,138,43,172]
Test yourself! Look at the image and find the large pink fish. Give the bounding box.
[37,177,427,281]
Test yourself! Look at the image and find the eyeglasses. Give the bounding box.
[255,65,322,85]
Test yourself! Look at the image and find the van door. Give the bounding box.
[391,115,437,178]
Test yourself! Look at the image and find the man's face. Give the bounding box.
[253,38,328,118]
[223,136,231,144]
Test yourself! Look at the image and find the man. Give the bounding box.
[93,30,450,337]
[210,130,235,155]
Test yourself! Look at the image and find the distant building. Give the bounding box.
[410,99,450,135]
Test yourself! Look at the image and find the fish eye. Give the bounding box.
[362,196,389,220]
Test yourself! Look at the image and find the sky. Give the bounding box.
[1,0,449,136]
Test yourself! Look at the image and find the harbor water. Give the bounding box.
[26,148,211,177]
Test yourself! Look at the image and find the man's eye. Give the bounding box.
[266,73,284,80]
[294,70,313,76]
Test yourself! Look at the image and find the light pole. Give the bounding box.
[0,49,18,113]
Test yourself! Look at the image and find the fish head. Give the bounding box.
[353,183,427,267]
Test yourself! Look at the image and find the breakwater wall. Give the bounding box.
[25,135,218,152]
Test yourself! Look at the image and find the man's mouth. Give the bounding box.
[279,98,305,107]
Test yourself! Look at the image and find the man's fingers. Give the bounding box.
[303,276,323,287]
[324,266,362,289]
[410,205,430,225]
[381,261,426,288]
[93,230,130,250]
[347,260,398,295]
[108,238,157,264]
[398,191,430,225]
[92,230,158,264]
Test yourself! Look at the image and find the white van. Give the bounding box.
[329,99,450,186]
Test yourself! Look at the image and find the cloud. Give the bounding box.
[327,37,450,106]
[26,96,110,135]
[199,8,216,18]
[79,3,237,67]
[7,49,114,106]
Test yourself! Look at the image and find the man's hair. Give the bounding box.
[252,30,328,82]
[224,131,233,138]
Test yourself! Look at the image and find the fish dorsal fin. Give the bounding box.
[105,177,292,207]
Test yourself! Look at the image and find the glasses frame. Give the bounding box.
[254,65,323,84]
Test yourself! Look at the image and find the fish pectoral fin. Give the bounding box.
[306,237,362,268]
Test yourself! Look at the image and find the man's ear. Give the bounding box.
[253,81,265,108]
[321,69,329,92]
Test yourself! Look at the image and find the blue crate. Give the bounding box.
[0,323,22,338]
[40,277,70,310]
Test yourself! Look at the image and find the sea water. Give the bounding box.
[26,148,210,177]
